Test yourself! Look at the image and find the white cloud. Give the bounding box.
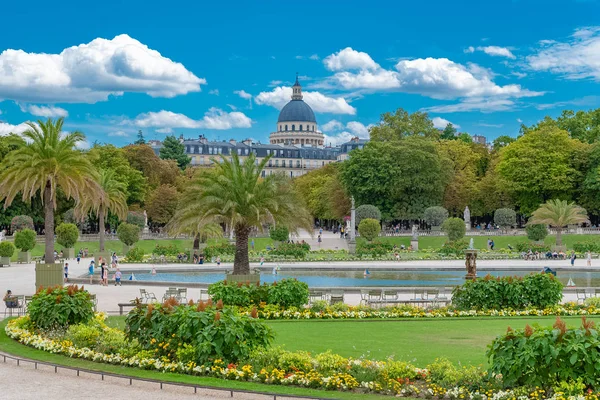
[527,26,600,80]
[432,117,460,129]
[479,46,516,59]
[476,122,504,128]
[464,46,475,53]
[132,108,252,130]
[422,98,516,113]
[323,47,379,71]
[321,120,344,132]
[346,121,371,137]
[254,86,356,115]
[0,34,205,103]
[107,130,128,137]
[533,95,600,110]
[227,104,237,111]
[517,118,523,123]
[234,89,252,100]
[155,128,173,134]
[309,54,320,60]
[22,104,69,117]
[269,80,283,87]
[0,121,30,136]
[209,89,219,95]
[295,55,304,60]
[323,132,356,147]
[512,71,527,78]
[75,140,90,150]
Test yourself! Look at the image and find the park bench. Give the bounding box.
[118,301,138,315]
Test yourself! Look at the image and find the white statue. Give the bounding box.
[411,224,418,240]
[464,206,471,223]
[143,210,148,227]
[0,229,5,242]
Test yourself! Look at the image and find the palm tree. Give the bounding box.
[0,118,99,263]
[528,199,589,247]
[187,153,312,275]
[76,169,128,252]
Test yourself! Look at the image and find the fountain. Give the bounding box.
[465,237,477,280]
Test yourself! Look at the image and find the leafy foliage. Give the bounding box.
[117,223,140,246]
[355,204,381,224]
[269,225,289,242]
[369,107,439,141]
[526,224,548,241]
[438,240,468,256]
[269,242,310,259]
[0,241,15,257]
[293,163,350,221]
[452,273,563,311]
[126,211,146,228]
[125,247,145,262]
[125,302,273,365]
[572,241,600,253]
[159,135,191,170]
[208,279,309,308]
[28,285,94,331]
[55,223,79,248]
[528,199,588,246]
[10,215,34,232]
[358,218,381,241]
[14,229,36,251]
[494,208,516,229]
[423,206,449,227]
[356,241,393,257]
[441,217,466,242]
[151,244,180,256]
[204,242,236,259]
[514,242,551,253]
[146,184,180,225]
[488,317,600,388]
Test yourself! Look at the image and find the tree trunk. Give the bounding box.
[98,206,105,252]
[556,227,563,247]
[233,225,251,275]
[43,181,55,263]
[193,233,200,250]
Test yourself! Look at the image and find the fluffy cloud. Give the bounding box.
[0,121,30,136]
[321,120,344,132]
[432,117,460,129]
[108,130,129,137]
[422,98,516,113]
[234,90,252,100]
[527,27,600,80]
[465,46,515,59]
[75,140,90,150]
[255,86,356,115]
[345,121,371,137]
[133,108,252,130]
[0,34,205,103]
[309,54,320,60]
[22,105,69,117]
[323,47,379,71]
[209,89,220,95]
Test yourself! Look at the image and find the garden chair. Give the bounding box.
[162,288,179,302]
[89,293,98,311]
[359,290,369,306]
[576,289,587,304]
[177,288,188,303]
[368,290,383,308]
[139,288,157,303]
[329,290,344,305]
[309,289,326,304]
[382,290,399,306]
[3,295,24,317]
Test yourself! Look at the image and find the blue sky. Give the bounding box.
[1,0,600,147]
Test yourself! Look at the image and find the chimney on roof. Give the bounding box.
[199,135,208,144]
[179,134,184,143]
[242,138,252,146]
[229,139,236,145]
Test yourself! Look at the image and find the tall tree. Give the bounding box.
[184,152,311,275]
[440,123,457,140]
[146,184,180,225]
[134,130,146,145]
[492,135,516,151]
[76,169,128,252]
[293,163,350,221]
[521,109,600,144]
[159,135,190,170]
[528,199,588,246]
[124,144,180,188]
[496,125,584,214]
[369,108,439,141]
[0,118,99,262]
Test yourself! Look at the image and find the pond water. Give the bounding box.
[128,269,598,287]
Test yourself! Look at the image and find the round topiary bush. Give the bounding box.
[14,229,37,252]
[526,224,548,241]
[442,217,466,242]
[117,223,141,246]
[126,211,145,228]
[10,215,34,232]
[423,206,449,228]
[358,218,381,242]
[56,223,79,248]
[0,241,16,257]
[269,225,289,242]
[494,208,517,230]
[356,205,382,225]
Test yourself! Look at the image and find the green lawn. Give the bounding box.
[105,316,597,367]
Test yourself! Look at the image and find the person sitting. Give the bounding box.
[3,290,18,308]
[546,251,552,259]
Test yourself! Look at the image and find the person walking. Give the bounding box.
[587,250,592,267]
[570,251,576,267]
[101,263,108,286]
[88,260,95,284]
[64,263,69,283]
[216,256,221,266]
[317,234,322,247]
[490,240,495,251]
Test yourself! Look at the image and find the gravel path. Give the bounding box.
[0,357,279,400]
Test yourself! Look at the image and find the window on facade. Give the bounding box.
[290,171,293,178]
[282,160,286,167]
[285,125,288,131]
[245,149,249,155]
[261,170,265,178]
[275,160,279,167]
[292,124,295,131]
[296,160,300,168]
[268,160,272,167]
[218,147,223,154]
[237,148,242,155]
[312,125,315,132]
[299,124,303,131]
[208,147,213,155]
[279,125,282,132]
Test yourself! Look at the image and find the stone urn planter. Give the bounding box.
[35,263,63,288]
[0,256,11,267]
[63,247,75,259]
[18,251,32,263]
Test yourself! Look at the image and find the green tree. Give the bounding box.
[14,229,37,252]
[457,133,473,143]
[522,109,600,144]
[0,242,15,258]
[440,123,457,140]
[10,215,34,232]
[56,223,79,249]
[269,226,289,242]
[423,206,449,227]
[494,208,517,231]
[76,169,128,252]
[496,125,583,214]
[146,184,180,225]
[528,199,588,247]
[126,211,146,228]
[492,135,516,151]
[526,224,548,241]
[117,223,141,246]
[358,218,381,242]
[181,153,311,275]
[0,118,99,262]
[355,204,381,225]
[134,130,146,145]
[340,138,446,220]
[124,144,180,188]
[293,163,350,221]
[159,135,190,170]
[442,217,466,242]
[369,108,439,141]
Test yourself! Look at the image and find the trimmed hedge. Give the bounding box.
[208,279,309,308]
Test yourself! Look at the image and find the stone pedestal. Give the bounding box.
[348,239,356,254]
[410,239,419,251]
[465,249,478,280]
[465,222,471,231]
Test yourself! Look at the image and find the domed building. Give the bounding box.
[269,76,325,147]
